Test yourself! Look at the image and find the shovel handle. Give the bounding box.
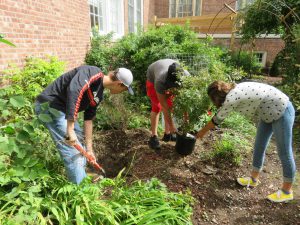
[73,143,104,172]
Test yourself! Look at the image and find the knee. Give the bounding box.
[152,104,161,113]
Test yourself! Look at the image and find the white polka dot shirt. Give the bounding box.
[213,82,289,124]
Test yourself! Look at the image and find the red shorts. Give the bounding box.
[146,80,173,113]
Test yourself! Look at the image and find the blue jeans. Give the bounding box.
[35,102,87,184]
[252,101,296,183]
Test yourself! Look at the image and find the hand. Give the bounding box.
[65,130,77,146]
[87,150,96,161]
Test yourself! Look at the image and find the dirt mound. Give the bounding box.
[92,128,300,225]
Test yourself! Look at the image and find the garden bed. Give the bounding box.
[93,128,300,225]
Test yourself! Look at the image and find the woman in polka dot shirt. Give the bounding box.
[196,81,296,203]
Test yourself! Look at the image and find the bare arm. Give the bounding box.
[66,119,77,145]
[84,120,96,160]
[157,92,176,133]
[196,120,215,139]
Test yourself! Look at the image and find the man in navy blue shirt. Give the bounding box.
[35,65,133,184]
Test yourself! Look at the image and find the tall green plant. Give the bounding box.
[85,24,230,95]
[173,70,228,134]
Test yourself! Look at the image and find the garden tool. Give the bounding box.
[72,143,106,183]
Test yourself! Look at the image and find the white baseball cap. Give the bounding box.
[116,68,134,95]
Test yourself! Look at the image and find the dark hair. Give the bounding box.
[207,81,236,107]
[165,62,182,89]
[110,69,119,81]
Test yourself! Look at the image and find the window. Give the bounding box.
[236,0,255,10]
[89,0,124,38]
[254,52,267,67]
[128,0,143,33]
[169,0,202,18]
[89,0,104,31]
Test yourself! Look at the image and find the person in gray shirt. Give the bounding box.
[146,59,190,150]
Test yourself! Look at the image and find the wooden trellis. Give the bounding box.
[154,12,237,34]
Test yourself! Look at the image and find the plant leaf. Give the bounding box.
[49,108,61,118]
[9,96,25,108]
[17,130,30,142]
[38,114,52,123]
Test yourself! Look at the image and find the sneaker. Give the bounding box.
[162,133,171,142]
[267,190,293,203]
[149,135,161,150]
[237,177,259,188]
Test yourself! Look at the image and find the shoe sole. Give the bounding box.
[267,196,294,203]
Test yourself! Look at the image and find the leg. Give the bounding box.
[146,81,161,149]
[237,120,273,188]
[272,102,296,192]
[251,120,273,180]
[150,111,160,136]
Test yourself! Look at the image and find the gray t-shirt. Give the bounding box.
[146,59,176,94]
[214,82,289,124]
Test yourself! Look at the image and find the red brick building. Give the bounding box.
[154,0,284,69]
[0,0,157,72]
[0,0,283,73]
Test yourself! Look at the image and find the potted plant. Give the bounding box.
[172,71,212,155]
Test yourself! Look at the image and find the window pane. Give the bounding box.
[90,14,95,28]
[90,5,94,13]
[95,16,99,27]
[94,6,98,15]
[195,0,201,16]
[128,3,134,33]
[137,0,141,9]
[170,0,176,17]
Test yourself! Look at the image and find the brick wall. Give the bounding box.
[155,0,169,18]
[0,0,90,73]
[201,0,236,15]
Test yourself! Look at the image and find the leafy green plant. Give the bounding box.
[86,24,231,95]
[211,133,242,166]
[2,56,65,101]
[85,32,114,74]
[239,0,300,84]
[173,70,228,135]
[222,112,256,138]
[228,50,261,76]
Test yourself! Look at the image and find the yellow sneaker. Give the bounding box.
[267,190,293,203]
[237,177,259,188]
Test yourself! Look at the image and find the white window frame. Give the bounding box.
[89,0,104,32]
[254,51,267,67]
[128,0,143,33]
[89,0,124,39]
[169,0,202,18]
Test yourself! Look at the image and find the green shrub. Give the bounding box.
[228,51,261,75]
[173,69,228,135]
[211,133,242,166]
[222,112,256,137]
[86,24,230,94]
[2,56,65,102]
[85,32,114,74]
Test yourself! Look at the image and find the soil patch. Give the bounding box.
[93,128,300,225]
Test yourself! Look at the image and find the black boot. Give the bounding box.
[162,133,171,142]
[170,133,177,142]
[148,135,161,150]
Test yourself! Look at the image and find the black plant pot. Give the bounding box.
[175,133,196,155]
